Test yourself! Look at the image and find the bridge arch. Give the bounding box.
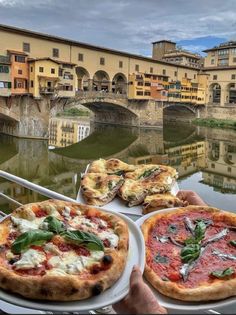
[163,103,196,114]
[76,67,91,91]
[112,73,127,94]
[209,83,221,104]
[93,70,111,92]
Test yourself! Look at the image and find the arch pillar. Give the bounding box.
[220,85,227,106]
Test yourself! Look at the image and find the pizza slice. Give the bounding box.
[88,158,136,175]
[118,179,148,207]
[142,193,185,214]
[81,173,124,206]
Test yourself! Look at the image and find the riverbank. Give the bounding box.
[193,118,236,130]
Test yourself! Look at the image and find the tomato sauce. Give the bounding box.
[146,210,236,288]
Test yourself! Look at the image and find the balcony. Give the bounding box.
[0,55,10,64]
[39,87,55,94]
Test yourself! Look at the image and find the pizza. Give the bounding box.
[0,200,129,301]
[118,179,148,207]
[80,173,124,206]
[142,193,185,214]
[141,206,236,301]
[88,158,136,175]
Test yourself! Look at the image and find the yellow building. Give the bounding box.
[57,61,77,98]
[29,58,60,98]
[0,24,199,100]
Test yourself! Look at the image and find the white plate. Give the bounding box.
[136,208,236,312]
[0,210,145,312]
[76,164,179,216]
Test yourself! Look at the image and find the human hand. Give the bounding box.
[177,190,207,206]
[113,265,167,314]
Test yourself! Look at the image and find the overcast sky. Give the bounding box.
[0,0,236,56]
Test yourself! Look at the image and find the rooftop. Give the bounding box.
[203,41,236,52]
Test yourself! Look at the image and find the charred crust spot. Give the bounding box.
[1,277,7,284]
[9,258,19,265]
[70,287,79,295]
[92,283,103,296]
[102,255,113,265]
[40,288,51,297]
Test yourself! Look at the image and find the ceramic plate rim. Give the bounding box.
[136,207,236,311]
[0,209,145,312]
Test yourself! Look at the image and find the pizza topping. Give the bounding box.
[35,209,48,218]
[11,230,54,254]
[169,236,184,247]
[62,206,71,219]
[230,240,236,247]
[102,255,113,265]
[138,167,160,180]
[11,217,39,234]
[42,216,65,234]
[181,244,201,263]
[203,228,229,246]
[157,236,169,243]
[180,247,206,281]
[44,243,61,255]
[210,267,235,279]
[97,230,119,248]
[63,230,104,251]
[184,217,195,235]
[154,254,169,264]
[168,224,178,234]
[212,250,236,261]
[13,249,46,270]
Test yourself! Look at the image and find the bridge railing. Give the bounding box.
[75,90,127,99]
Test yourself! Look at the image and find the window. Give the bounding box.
[144,91,151,96]
[228,167,232,173]
[213,75,217,80]
[51,68,55,74]
[59,68,63,76]
[185,73,187,78]
[232,74,236,80]
[30,66,33,72]
[194,74,196,79]
[150,67,153,73]
[78,53,84,61]
[135,64,139,71]
[211,59,215,65]
[211,163,215,169]
[18,69,22,75]
[100,57,105,65]
[119,61,123,68]
[233,57,236,63]
[0,65,9,73]
[15,55,25,63]
[52,48,59,58]
[0,81,11,88]
[136,91,143,96]
[31,80,34,88]
[23,42,30,53]
[163,69,166,75]
[174,71,177,77]
[39,67,44,73]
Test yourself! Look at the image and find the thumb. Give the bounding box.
[130,265,143,288]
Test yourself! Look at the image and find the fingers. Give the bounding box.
[130,265,143,289]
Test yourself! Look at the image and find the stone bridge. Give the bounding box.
[51,91,164,128]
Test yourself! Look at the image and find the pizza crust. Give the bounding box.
[142,206,236,301]
[0,200,129,301]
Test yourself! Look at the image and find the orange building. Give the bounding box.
[150,74,168,101]
[7,50,29,95]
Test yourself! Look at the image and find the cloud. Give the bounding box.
[0,0,235,55]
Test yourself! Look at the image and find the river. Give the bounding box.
[0,117,236,214]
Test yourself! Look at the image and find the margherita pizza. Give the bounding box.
[0,200,129,301]
[142,206,236,301]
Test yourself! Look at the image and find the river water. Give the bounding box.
[0,117,236,213]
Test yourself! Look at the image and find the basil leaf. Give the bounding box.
[154,254,169,264]
[181,244,201,263]
[109,170,124,176]
[168,224,178,234]
[42,216,65,234]
[63,230,104,251]
[11,230,54,254]
[195,219,213,227]
[108,180,115,190]
[138,168,159,179]
[211,267,235,279]
[194,221,206,242]
[230,240,236,247]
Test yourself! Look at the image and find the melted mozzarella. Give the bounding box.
[98,230,119,248]
[69,216,98,230]
[44,243,61,255]
[11,217,39,233]
[62,206,71,219]
[13,249,45,270]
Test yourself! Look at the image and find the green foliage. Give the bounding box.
[63,230,104,251]
[211,267,234,279]
[193,118,236,130]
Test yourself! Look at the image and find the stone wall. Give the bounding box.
[200,105,236,121]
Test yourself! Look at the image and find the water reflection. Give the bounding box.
[0,118,236,213]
